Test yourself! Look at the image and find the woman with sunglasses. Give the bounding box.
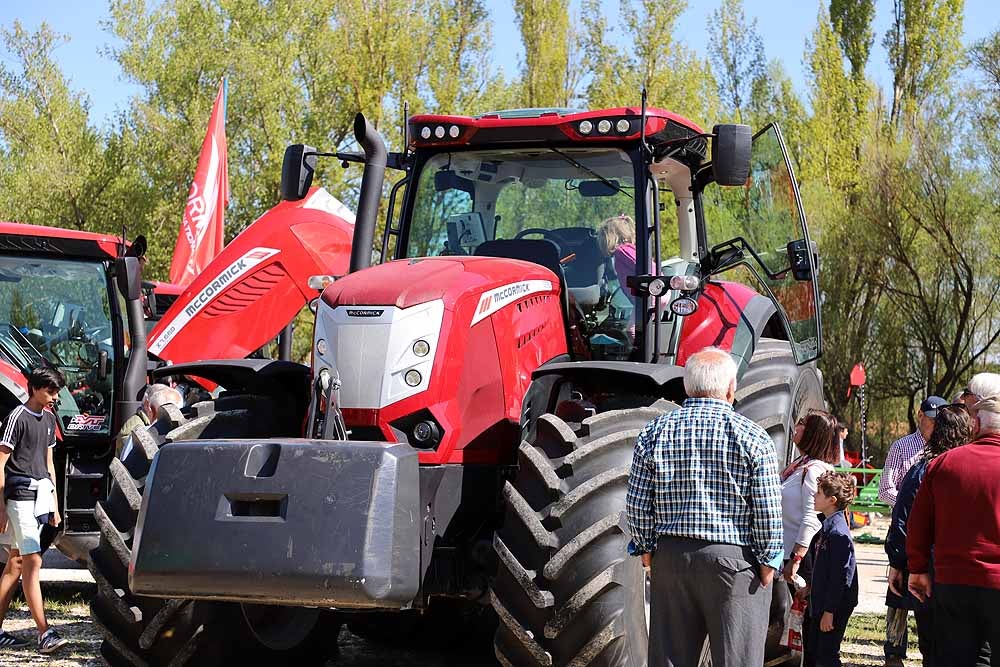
[885,404,989,666]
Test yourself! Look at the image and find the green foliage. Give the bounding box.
[1,2,998,456]
[707,0,766,123]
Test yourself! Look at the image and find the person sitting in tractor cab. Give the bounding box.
[596,214,637,291]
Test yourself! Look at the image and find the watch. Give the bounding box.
[791,553,804,564]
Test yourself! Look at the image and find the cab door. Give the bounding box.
[702,123,822,363]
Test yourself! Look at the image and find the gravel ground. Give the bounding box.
[0,601,922,667]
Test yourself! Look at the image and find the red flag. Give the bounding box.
[847,362,867,398]
[169,79,229,286]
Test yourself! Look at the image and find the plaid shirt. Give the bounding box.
[625,397,784,568]
[877,431,925,507]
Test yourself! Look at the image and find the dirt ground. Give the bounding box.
[0,601,923,667]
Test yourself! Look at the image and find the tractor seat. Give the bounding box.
[475,239,572,323]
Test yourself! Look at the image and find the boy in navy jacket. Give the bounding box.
[802,471,859,667]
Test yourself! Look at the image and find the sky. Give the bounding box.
[0,0,997,127]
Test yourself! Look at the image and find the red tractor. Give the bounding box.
[92,106,825,666]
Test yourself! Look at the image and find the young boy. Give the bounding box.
[0,366,68,653]
[802,471,859,667]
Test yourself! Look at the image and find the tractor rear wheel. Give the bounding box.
[491,399,677,667]
[89,400,340,666]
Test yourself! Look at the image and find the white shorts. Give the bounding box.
[4,499,42,555]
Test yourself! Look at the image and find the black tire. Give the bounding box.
[491,399,678,667]
[734,337,825,664]
[89,400,339,666]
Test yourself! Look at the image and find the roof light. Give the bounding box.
[616,119,631,133]
[434,126,446,139]
[420,126,431,139]
[597,119,612,134]
[449,125,460,138]
[578,120,593,135]
[669,275,701,291]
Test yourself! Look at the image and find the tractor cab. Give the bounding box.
[0,222,147,559]
[389,108,822,370]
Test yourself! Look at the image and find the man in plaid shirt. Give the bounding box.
[626,346,783,666]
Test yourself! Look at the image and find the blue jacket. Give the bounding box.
[810,511,859,614]
[885,459,928,571]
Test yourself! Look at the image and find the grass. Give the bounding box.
[8,589,92,616]
[845,612,919,646]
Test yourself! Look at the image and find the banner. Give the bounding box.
[168,79,229,286]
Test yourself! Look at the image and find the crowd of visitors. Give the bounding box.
[626,349,1000,667]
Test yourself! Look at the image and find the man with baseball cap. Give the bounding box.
[908,383,1000,666]
[879,394,946,666]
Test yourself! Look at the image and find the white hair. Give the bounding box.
[977,409,1000,433]
[148,386,183,413]
[142,383,170,404]
[684,347,738,399]
[967,372,1000,401]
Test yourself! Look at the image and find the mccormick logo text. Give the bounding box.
[149,247,280,356]
[471,279,553,326]
[346,309,385,318]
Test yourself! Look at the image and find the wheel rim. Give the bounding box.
[240,603,320,652]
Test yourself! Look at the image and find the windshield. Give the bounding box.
[406,147,643,360]
[0,256,116,435]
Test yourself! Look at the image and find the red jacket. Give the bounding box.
[907,432,1000,589]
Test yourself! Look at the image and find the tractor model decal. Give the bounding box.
[150,246,280,355]
[470,279,553,326]
[65,414,107,431]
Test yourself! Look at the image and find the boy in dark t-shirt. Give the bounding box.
[0,367,68,654]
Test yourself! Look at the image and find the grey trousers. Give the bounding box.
[649,536,773,667]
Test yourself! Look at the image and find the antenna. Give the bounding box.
[402,101,409,154]
[120,224,127,258]
[640,88,649,161]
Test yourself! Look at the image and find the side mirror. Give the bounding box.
[115,256,143,301]
[711,124,752,186]
[280,144,316,201]
[126,235,148,258]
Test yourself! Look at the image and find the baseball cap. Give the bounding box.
[920,395,948,418]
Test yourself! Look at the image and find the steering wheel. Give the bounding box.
[513,228,569,259]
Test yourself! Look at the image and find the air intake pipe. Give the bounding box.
[349,113,387,274]
[114,256,146,434]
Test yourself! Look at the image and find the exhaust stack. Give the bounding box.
[349,113,387,274]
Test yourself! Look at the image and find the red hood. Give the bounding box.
[149,188,354,362]
[321,256,560,311]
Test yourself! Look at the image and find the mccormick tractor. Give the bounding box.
[91,106,825,667]
[0,190,353,564]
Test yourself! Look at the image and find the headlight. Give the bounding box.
[578,120,593,135]
[404,370,422,387]
[616,118,631,133]
[597,119,612,134]
[412,340,430,357]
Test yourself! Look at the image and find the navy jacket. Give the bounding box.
[809,511,859,614]
[885,459,928,571]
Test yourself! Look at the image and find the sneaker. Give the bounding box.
[0,630,29,648]
[38,628,67,654]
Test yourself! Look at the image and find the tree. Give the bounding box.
[829,0,875,82]
[0,22,152,237]
[883,0,964,127]
[513,0,576,107]
[707,0,766,123]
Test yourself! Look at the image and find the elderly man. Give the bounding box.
[118,385,183,461]
[626,346,782,667]
[908,375,1000,667]
[115,383,170,457]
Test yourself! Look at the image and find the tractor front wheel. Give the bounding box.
[491,400,677,667]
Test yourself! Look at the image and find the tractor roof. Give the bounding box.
[408,106,706,156]
[0,221,123,260]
